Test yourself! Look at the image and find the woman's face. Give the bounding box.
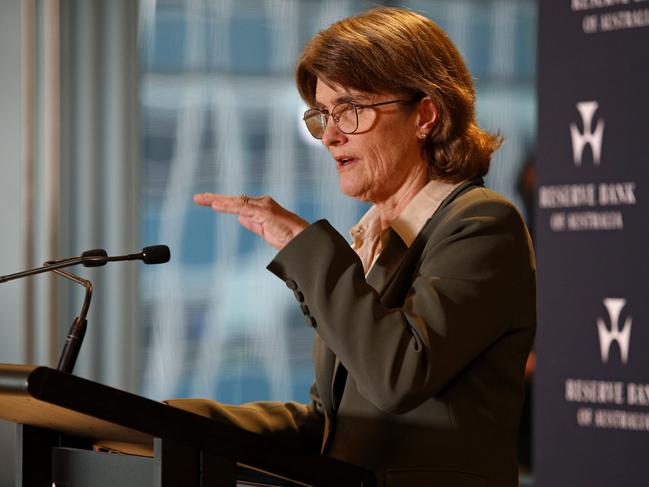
[315,79,429,205]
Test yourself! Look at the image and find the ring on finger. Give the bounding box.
[240,193,250,205]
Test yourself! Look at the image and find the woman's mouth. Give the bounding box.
[335,156,358,169]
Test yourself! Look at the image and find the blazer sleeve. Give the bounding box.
[267,189,536,415]
[165,382,325,453]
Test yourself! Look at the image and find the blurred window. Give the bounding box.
[137,0,537,403]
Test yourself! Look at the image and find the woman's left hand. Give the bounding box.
[193,193,310,250]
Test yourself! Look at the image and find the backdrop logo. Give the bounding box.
[570,101,605,166]
[597,298,632,364]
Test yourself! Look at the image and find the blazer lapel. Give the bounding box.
[365,229,409,294]
[433,176,484,216]
[328,230,409,413]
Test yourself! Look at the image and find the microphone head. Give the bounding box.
[141,245,170,264]
[81,249,108,267]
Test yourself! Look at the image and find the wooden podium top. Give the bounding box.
[0,364,375,487]
[0,364,152,448]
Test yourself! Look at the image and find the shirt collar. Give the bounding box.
[350,178,464,248]
[350,204,382,250]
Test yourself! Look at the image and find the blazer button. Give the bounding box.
[304,315,317,328]
[294,290,304,302]
[285,279,298,290]
[300,304,310,316]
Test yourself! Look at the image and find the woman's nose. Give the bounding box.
[321,117,347,147]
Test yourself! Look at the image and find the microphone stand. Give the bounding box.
[48,265,93,374]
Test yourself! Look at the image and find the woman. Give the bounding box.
[171,7,536,486]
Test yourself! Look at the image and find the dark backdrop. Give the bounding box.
[535,1,649,485]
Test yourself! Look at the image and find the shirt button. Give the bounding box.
[294,290,304,302]
[300,304,310,316]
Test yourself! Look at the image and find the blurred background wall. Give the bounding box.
[0,1,28,481]
[0,0,536,484]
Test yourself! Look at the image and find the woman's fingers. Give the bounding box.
[193,192,217,206]
[193,193,247,214]
[194,192,308,250]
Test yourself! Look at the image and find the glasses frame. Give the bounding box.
[303,98,419,140]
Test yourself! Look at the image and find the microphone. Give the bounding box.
[142,245,171,264]
[104,245,171,265]
[0,245,171,374]
[0,245,171,283]
[52,246,170,374]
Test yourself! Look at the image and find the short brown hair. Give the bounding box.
[296,7,501,182]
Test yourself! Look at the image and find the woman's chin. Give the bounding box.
[339,179,359,198]
[339,180,371,201]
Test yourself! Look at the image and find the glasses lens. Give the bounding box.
[331,103,357,134]
[303,109,325,139]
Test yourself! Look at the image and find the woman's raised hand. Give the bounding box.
[193,193,309,250]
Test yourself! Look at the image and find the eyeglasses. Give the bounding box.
[302,99,418,140]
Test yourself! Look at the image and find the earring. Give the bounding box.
[417,132,427,139]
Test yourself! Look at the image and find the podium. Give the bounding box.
[0,364,375,487]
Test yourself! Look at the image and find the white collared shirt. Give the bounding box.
[350,179,463,274]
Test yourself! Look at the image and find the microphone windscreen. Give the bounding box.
[81,249,108,267]
[142,245,171,264]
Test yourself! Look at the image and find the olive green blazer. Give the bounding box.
[168,179,536,487]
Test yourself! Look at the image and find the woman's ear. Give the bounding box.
[416,97,437,137]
